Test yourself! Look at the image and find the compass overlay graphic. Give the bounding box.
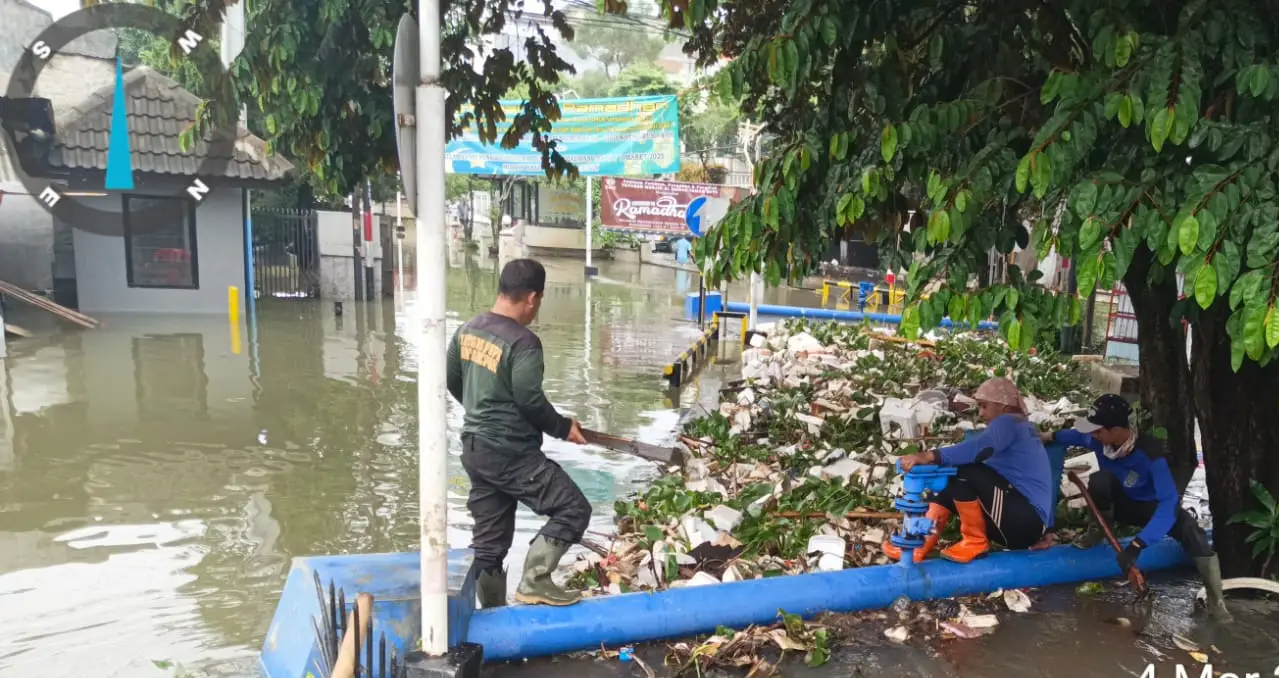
[1,3,237,236]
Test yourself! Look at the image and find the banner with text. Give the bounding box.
[600,178,746,235]
[446,95,681,177]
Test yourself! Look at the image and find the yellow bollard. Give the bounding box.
[228,286,242,355]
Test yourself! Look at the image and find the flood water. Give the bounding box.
[0,255,1275,677]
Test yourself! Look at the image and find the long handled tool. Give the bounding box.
[1067,471,1150,600]
[581,428,686,467]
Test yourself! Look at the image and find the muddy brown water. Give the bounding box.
[0,256,1274,677]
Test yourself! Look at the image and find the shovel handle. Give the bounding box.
[1066,471,1149,597]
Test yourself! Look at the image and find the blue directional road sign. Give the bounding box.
[685,195,707,237]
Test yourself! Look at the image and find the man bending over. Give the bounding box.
[447,258,591,607]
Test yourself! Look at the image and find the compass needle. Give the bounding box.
[103,54,134,191]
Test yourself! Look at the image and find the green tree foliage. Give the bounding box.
[660,0,1279,576]
[608,62,678,97]
[678,75,741,164]
[168,0,585,198]
[570,15,668,76]
[559,70,614,98]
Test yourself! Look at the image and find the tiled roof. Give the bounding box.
[49,66,294,183]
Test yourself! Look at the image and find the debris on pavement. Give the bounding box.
[570,320,1095,597]
[563,320,1101,668]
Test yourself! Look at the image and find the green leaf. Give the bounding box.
[1250,479,1277,512]
[1114,223,1140,279]
[1267,305,1279,349]
[1113,34,1131,67]
[881,125,898,163]
[1151,107,1173,152]
[821,17,837,46]
[1177,213,1200,256]
[955,190,969,213]
[1212,240,1243,291]
[644,525,664,542]
[1245,303,1268,359]
[1194,263,1217,309]
[1079,216,1103,252]
[1015,154,1031,193]
[1117,95,1133,128]
[1250,65,1272,98]
[1006,318,1022,350]
[1031,151,1053,199]
[1071,181,1098,218]
[927,172,942,203]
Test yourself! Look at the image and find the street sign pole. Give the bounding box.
[394,9,450,666]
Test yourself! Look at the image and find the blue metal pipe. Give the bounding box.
[717,300,1000,330]
[467,536,1194,661]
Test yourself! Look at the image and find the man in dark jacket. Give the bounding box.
[1042,394,1231,621]
[447,258,591,608]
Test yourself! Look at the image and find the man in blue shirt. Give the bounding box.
[673,237,693,264]
[1043,394,1231,621]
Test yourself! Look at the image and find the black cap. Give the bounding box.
[1074,394,1132,433]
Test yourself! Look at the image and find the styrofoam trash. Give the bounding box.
[807,534,846,571]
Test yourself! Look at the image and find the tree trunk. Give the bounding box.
[1189,308,1279,579]
[1124,248,1279,578]
[1123,249,1198,494]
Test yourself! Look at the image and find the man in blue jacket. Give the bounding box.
[1042,394,1231,621]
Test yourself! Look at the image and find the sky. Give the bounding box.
[28,0,77,21]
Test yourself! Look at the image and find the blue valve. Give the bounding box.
[891,459,958,566]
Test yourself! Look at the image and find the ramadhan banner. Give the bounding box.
[446,95,681,177]
[599,177,746,235]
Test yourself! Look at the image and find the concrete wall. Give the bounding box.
[72,181,247,314]
[316,209,384,300]
[525,224,586,250]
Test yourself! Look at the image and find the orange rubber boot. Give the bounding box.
[882,504,952,563]
[941,500,990,563]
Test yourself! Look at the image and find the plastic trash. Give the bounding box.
[618,646,634,662]
[806,534,846,571]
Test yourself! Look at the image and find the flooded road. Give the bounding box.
[0,255,1274,677]
[0,257,747,676]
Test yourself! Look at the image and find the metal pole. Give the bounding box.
[396,185,405,301]
[584,176,595,276]
[748,271,761,330]
[364,179,376,299]
[417,0,450,657]
[698,275,705,328]
[353,192,364,301]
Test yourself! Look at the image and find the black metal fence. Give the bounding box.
[252,208,320,299]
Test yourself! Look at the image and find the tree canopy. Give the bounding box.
[608,61,678,97]
[570,14,668,76]
[662,0,1279,576]
[166,0,588,197]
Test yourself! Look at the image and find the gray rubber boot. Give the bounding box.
[1194,555,1233,622]
[513,535,581,606]
[476,567,507,609]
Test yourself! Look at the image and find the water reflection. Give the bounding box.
[0,257,738,675]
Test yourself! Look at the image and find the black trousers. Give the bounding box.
[1087,469,1213,558]
[460,435,593,573]
[931,463,1046,550]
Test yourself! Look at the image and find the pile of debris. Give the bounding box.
[571,320,1095,598]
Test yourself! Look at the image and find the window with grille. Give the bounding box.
[123,195,199,289]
